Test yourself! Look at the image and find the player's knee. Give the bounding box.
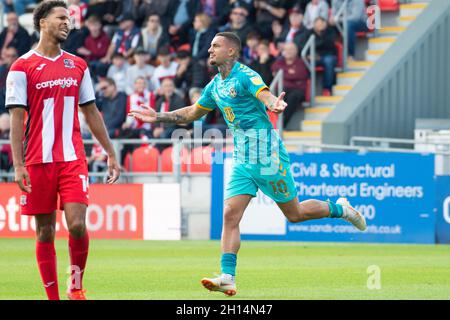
[68,220,86,238]
[223,204,241,227]
[36,224,56,242]
[286,214,303,223]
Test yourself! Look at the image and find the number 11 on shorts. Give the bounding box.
[79,175,89,192]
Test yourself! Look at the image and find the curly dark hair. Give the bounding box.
[33,0,68,32]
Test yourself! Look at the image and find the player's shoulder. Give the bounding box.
[236,62,259,78]
[9,50,38,72]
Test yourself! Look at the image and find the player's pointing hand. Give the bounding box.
[128,104,157,123]
[271,92,287,114]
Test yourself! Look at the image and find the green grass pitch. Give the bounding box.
[1,238,449,300]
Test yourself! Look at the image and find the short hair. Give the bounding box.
[215,32,242,55]
[111,52,125,60]
[195,13,212,28]
[102,77,116,87]
[134,76,147,83]
[86,14,102,25]
[33,0,67,32]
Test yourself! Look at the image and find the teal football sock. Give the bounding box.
[221,253,237,276]
[328,201,344,218]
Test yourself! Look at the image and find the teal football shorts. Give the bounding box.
[224,153,298,203]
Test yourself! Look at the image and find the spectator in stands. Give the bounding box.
[303,0,330,30]
[0,113,12,177]
[174,50,209,93]
[190,13,216,62]
[0,46,18,114]
[118,77,155,159]
[1,0,36,16]
[280,5,308,49]
[151,46,179,92]
[135,0,174,30]
[254,0,289,39]
[153,78,186,145]
[68,0,88,30]
[78,15,110,63]
[0,12,31,58]
[77,15,110,80]
[87,140,108,184]
[223,4,254,48]
[126,48,156,95]
[86,0,122,26]
[330,0,368,61]
[139,14,170,62]
[311,17,337,93]
[102,12,141,63]
[124,77,155,139]
[250,40,274,85]
[96,77,127,138]
[168,0,202,47]
[271,42,308,127]
[107,53,129,93]
[242,31,260,65]
[270,18,284,57]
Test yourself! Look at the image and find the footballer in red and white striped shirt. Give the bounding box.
[6,0,120,301]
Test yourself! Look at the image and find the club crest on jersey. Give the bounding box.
[223,107,235,122]
[229,87,237,98]
[64,59,75,68]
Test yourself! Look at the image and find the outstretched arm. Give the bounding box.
[129,103,210,125]
[257,89,287,114]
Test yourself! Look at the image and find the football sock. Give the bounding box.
[36,241,59,300]
[221,253,237,277]
[68,232,89,292]
[328,201,344,218]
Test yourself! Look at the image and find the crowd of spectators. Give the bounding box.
[0,0,371,174]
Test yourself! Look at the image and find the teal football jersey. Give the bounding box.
[196,62,285,163]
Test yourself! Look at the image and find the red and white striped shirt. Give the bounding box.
[126,90,155,130]
[5,50,96,166]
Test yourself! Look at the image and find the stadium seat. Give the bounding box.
[335,41,343,68]
[123,152,132,172]
[130,146,159,172]
[189,146,213,173]
[379,0,399,11]
[160,146,189,173]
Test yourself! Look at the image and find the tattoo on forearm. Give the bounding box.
[156,111,187,124]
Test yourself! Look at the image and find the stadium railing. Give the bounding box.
[2,137,450,181]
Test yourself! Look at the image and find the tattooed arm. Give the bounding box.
[129,104,210,125]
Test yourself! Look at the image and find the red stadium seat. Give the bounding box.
[123,152,132,172]
[160,146,189,173]
[189,146,213,173]
[379,0,399,11]
[130,146,159,172]
[335,41,343,68]
[306,78,311,102]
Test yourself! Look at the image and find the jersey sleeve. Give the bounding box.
[5,61,27,109]
[195,80,217,111]
[240,66,269,98]
[79,66,96,106]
